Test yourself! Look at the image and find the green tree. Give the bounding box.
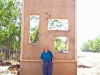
[30,26,39,43]
[80,42,89,52]
[54,38,62,52]
[87,40,94,52]
[0,0,21,60]
[30,15,39,43]
[93,37,100,52]
[80,35,100,53]
[48,19,68,30]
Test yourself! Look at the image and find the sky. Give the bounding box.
[77,0,100,50]
[19,0,100,50]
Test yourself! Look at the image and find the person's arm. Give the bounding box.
[49,51,54,62]
[40,53,43,63]
[52,53,54,63]
[52,56,54,63]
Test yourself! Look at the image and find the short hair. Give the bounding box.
[43,45,49,52]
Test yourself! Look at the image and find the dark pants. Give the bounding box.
[42,61,53,75]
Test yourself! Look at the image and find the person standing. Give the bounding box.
[40,46,54,75]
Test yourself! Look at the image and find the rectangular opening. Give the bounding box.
[48,19,68,30]
[54,37,68,53]
[29,15,39,43]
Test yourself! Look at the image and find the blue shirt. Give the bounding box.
[41,51,53,62]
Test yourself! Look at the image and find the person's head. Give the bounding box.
[43,45,49,52]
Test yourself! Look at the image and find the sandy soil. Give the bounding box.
[77,52,100,75]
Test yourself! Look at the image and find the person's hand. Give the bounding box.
[52,57,54,63]
[41,60,43,63]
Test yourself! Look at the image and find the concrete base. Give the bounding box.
[20,61,77,75]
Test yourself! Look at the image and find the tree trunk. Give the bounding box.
[6,39,9,60]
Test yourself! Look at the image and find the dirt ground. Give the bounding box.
[0,52,100,75]
[77,52,100,75]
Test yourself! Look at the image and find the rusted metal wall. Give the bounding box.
[20,0,77,75]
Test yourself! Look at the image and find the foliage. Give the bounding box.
[0,0,21,60]
[30,26,39,43]
[30,15,39,43]
[48,19,68,30]
[54,37,68,53]
[80,35,100,53]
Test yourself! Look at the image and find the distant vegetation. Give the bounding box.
[80,35,100,53]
